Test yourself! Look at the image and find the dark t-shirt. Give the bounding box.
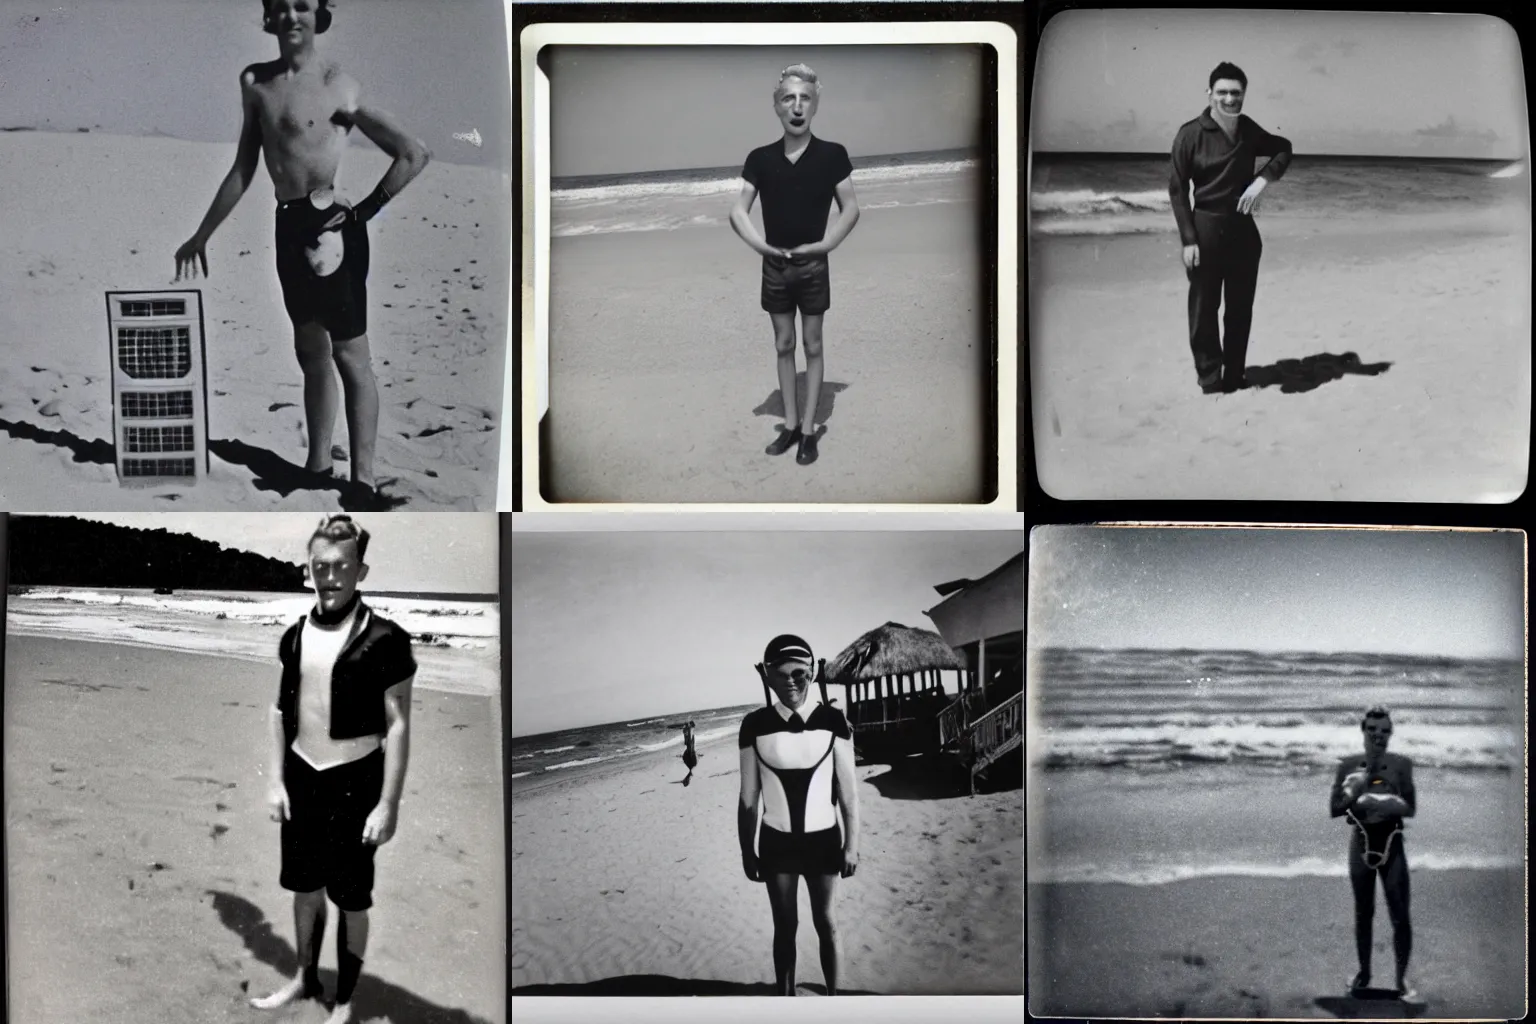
[1168,109,1293,246]
[741,135,855,249]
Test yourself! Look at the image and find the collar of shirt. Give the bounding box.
[774,695,822,721]
[1199,108,1241,135]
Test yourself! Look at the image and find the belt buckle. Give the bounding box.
[309,186,336,210]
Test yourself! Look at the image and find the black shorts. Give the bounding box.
[758,824,843,877]
[761,254,830,316]
[280,747,385,910]
[275,191,370,341]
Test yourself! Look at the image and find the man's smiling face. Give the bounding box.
[307,537,367,614]
[1209,78,1245,118]
[775,78,818,137]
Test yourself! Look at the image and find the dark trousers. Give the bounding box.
[1187,210,1263,381]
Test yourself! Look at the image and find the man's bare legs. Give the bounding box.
[293,323,379,490]
[251,887,326,1009]
[295,323,340,476]
[764,872,799,995]
[332,333,379,489]
[771,312,800,433]
[805,872,840,995]
[326,907,370,1024]
[799,313,824,436]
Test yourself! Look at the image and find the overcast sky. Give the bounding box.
[69,513,499,594]
[1033,9,1526,158]
[549,45,985,177]
[512,528,1023,737]
[0,0,510,171]
[1029,527,1525,658]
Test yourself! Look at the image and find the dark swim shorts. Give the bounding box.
[275,190,370,340]
[280,747,385,910]
[758,824,843,877]
[761,253,830,315]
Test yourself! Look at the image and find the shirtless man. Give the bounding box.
[174,0,431,506]
[682,720,700,785]
[739,635,860,995]
[253,515,416,1024]
[1329,705,1416,1000]
[729,64,861,466]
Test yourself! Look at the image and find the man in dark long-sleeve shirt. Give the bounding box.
[1169,62,1293,393]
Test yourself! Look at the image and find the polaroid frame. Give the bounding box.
[517,20,1019,513]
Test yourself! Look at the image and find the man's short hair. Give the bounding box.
[775,64,822,100]
[262,0,333,35]
[1361,704,1392,729]
[309,514,369,561]
[1208,62,1247,91]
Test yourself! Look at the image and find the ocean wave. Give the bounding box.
[553,213,725,238]
[1034,851,1522,886]
[636,724,737,752]
[541,755,613,772]
[1031,188,1170,215]
[553,158,979,204]
[511,771,532,780]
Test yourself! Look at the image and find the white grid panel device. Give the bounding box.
[105,290,211,484]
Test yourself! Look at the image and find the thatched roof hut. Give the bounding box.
[826,622,964,684]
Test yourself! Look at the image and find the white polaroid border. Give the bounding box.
[517,20,1019,513]
[510,508,1025,1024]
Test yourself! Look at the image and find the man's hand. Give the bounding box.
[175,236,210,281]
[742,851,761,882]
[1181,244,1200,272]
[841,846,859,879]
[786,241,828,259]
[361,801,398,846]
[266,780,290,822]
[1237,177,1267,215]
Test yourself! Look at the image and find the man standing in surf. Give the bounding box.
[1169,62,1292,394]
[173,0,431,507]
[1329,705,1416,1000]
[252,514,416,1024]
[730,64,861,466]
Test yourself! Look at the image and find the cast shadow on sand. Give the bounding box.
[207,890,494,1024]
[0,416,116,465]
[752,374,850,426]
[511,975,877,996]
[1315,991,1427,1019]
[207,439,407,511]
[1244,352,1392,394]
[863,751,1023,801]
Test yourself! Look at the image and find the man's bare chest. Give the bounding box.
[255,82,348,144]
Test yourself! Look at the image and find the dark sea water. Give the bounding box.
[510,702,770,781]
[1029,647,1525,884]
[1030,152,1527,235]
[551,148,982,238]
[1031,647,1522,772]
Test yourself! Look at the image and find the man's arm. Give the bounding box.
[1329,760,1362,817]
[1168,127,1198,248]
[363,674,412,845]
[1253,122,1293,183]
[737,745,762,878]
[832,734,859,875]
[340,77,431,222]
[176,69,263,279]
[729,180,784,258]
[791,176,860,258]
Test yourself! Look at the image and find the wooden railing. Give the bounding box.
[968,691,1022,773]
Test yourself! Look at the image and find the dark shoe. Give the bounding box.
[1348,971,1370,995]
[1220,373,1249,393]
[795,430,820,466]
[765,426,802,456]
[1198,369,1223,394]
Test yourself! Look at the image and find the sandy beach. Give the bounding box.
[4,635,506,1024]
[511,732,1022,996]
[1029,210,1531,501]
[1030,868,1525,1019]
[0,130,510,511]
[545,201,992,504]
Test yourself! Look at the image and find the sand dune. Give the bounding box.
[0,131,509,510]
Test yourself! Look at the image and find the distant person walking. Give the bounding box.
[682,720,699,785]
[730,64,862,466]
[1169,61,1293,394]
